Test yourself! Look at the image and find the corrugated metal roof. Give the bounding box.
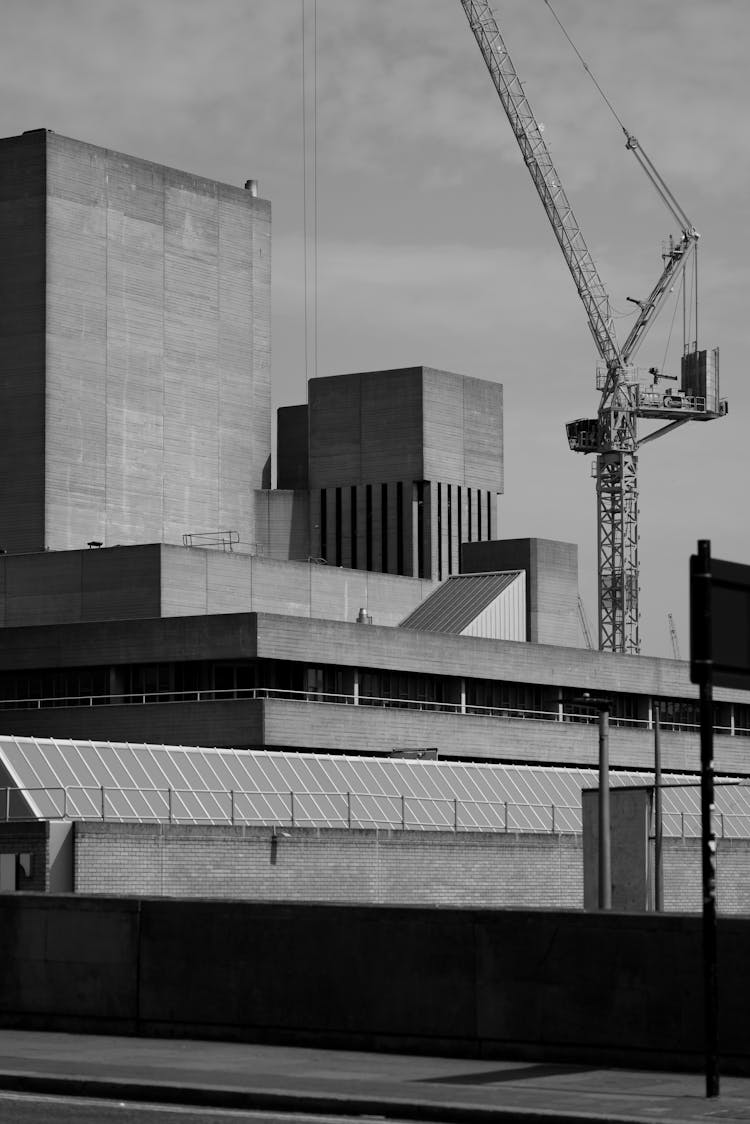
[1,735,750,837]
[399,571,523,634]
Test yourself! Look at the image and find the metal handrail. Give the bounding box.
[2,784,750,839]
[0,685,741,736]
[0,784,580,833]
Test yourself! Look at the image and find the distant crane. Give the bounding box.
[667,612,680,660]
[578,596,594,651]
[459,1,726,653]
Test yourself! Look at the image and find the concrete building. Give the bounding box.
[276,367,503,580]
[2,130,750,910]
[0,129,271,556]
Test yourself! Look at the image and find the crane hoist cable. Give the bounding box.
[543,0,700,345]
[302,0,319,387]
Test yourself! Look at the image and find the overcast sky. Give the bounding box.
[1,0,748,657]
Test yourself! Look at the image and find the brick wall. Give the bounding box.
[664,837,750,914]
[72,822,750,914]
[74,822,584,908]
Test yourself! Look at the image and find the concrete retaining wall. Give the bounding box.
[0,894,749,1073]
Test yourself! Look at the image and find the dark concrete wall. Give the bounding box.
[276,405,309,490]
[0,131,46,554]
[0,545,432,630]
[0,545,162,627]
[1,895,749,1072]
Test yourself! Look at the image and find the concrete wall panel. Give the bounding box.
[276,406,309,490]
[1,896,750,1071]
[0,132,46,553]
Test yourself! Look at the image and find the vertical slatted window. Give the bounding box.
[320,490,328,562]
[416,481,425,579]
[457,485,462,568]
[477,488,482,540]
[396,481,404,575]
[350,485,358,569]
[381,483,388,573]
[335,487,342,566]
[447,484,453,576]
[365,484,373,570]
[437,482,442,580]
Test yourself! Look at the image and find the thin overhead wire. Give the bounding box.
[659,281,681,376]
[302,0,308,386]
[542,0,630,140]
[302,0,318,388]
[314,0,318,381]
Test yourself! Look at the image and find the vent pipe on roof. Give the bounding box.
[356,608,372,625]
[244,179,258,196]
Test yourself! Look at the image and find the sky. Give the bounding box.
[1,0,748,657]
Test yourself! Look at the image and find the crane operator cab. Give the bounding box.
[566,418,600,453]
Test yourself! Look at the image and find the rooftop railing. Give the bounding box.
[0,685,736,734]
[4,783,749,838]
[2,784,749,838]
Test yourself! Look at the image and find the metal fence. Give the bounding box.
[2,785,750,838]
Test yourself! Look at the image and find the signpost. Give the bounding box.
[690,540,750,1099]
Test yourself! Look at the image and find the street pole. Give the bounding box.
[598,702,611,911]
[654,703,663,912]
[574,692,613,910]
[691,538,719,1098]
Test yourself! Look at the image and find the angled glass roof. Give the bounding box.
[1,734,750,837]
[399,571,523,634]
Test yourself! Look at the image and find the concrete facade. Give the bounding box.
[462,537,579,646]
[0,544,434,629]
[0,130,271,555]
[277,368,503,580]
[1,610,750,774]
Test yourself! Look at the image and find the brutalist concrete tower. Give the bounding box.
[0,129,270,554]
[277,367,504,581]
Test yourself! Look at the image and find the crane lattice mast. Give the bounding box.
[459,0,725,653]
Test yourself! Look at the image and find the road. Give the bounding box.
[0,1091,421,1124]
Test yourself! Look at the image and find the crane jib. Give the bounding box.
[459,0,724,655]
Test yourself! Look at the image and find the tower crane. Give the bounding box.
[460,1,727,653]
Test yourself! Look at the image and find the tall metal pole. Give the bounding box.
[598,703,611,910]
[692,538,719,1097]
[654,703,664,911]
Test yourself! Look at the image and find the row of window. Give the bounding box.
[0,659,746,734]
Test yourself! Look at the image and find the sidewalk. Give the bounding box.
[0,1029,749,1122]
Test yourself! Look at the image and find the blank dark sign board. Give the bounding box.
[691,555,750,689]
